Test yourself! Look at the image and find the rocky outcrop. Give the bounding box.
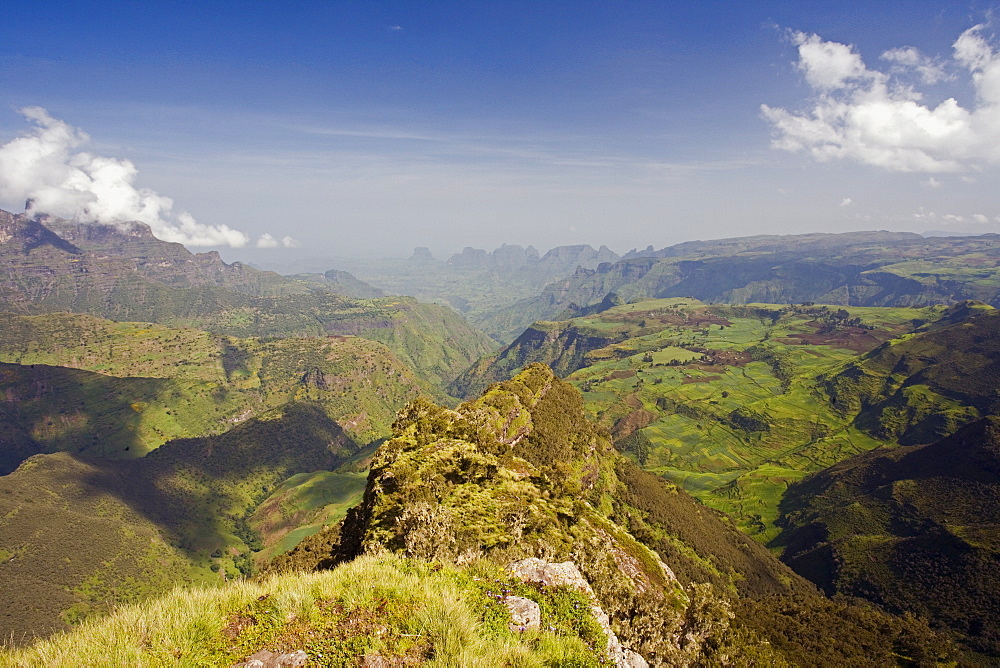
[448,320,623,398]
[508,558,649,668]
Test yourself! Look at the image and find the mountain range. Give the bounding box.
[480,230,1000,342]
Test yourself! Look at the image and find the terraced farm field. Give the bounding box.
[563,298,944,540]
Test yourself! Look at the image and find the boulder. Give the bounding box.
[507,558,648,668]
[503,595,541,632]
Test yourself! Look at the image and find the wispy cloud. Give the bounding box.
[282,122,760,178]
[881,46,950,84]
[912,208,999,227]
[762,26,1000,173]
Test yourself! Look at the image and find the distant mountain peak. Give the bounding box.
[409,246,435,262]
[43,217,159,245]
[0,209,82,255]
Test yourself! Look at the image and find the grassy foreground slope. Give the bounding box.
[0,402,358,644]
[0,555,624,667]
[459,298,943,540]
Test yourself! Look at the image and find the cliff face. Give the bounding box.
[445,243,619,278]
[0,209,301,313]
[448,320,624,398]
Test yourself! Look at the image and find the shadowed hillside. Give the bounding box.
[0,402,357,644]
[774,416,1000,658]
[0,316,432,472]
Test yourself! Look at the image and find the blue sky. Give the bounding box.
[1,1,999,260]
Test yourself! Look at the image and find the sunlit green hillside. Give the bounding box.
[0,314,431,472]
[470,298,949,541]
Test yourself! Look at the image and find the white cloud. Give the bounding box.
[0,107,277,248]
[923,176,942,188]
[794,32,875,90]
[762,26,1000,173]
[912,209,1000,227]
[256,233,300,248]
[881,46,949,84]
[839,197,853,206]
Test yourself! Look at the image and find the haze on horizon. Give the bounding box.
[3,1,1000,262]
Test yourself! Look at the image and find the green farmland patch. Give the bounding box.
[566,300,949,541]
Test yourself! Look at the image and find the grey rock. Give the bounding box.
[507,557,595,595]
[503,595,541,632]
[232,649,307,667]
[507,558,649,668]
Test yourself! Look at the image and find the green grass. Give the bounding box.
[0,554,606,668]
